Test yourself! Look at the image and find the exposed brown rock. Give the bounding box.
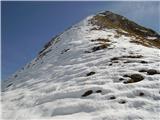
[119,78,124,81]
[82,90,93,97]
[7,83,13,88]
[109,96,116,100]
[130,74,144,80]
[61,48,70,54]
[123,74,144,84]
[90,11,160,48]
[139,69,148,72]
[96,90,102,93]
[119,100,126,104]
[91,38,110,43]
[92,44,109,52]
[147,69,160,75]
[86,71,96,76]
[139,92,145,96]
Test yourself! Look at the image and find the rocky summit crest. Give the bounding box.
[90,11,160,48]
[91,11,160,38]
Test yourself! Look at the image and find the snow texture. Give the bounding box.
[1,15,160,120]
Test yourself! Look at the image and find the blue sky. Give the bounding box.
[2,1,160,80]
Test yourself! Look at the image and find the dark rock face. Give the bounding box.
[84,51,91,53]
[139,69,160,75]
[139,92,145,96]
[7,83,13,88]
[111,55,143,62]
[123,74,131,78]
[119,78,125,81]
[111,57,119,61]
[36,36,60,60]
[147,69,159,75]
[130,74,144,81]
[86,72,96,76]
[94,11,160,38]
[38,49,52,59]
[140,61,148,64]
[139,69,148,72]
[119,100,126,104]
[124,74,144,84]
[14,74,18,78]
[61,48,70,54]
[109,96,116,100]
[82,90,93,97]
[108,63,112,66]
[96,90,102,93]
[91,38,110,43]
[90,11,160,48]
[92,44,109,52]
[122,55,143,59]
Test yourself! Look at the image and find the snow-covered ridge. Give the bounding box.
[2,11,160,120]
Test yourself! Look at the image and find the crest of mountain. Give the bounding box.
[2,11,160,120]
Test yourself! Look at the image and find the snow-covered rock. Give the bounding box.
[1,11,160,120]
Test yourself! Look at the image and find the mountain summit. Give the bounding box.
[2,11,160,120]
[94,11,159,38]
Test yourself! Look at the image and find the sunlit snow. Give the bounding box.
[1,15,160,120]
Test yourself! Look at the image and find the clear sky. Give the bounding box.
[2,1,160,80]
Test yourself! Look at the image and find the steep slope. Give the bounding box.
[2,11,160,120]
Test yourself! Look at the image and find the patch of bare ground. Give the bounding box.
[111,55,143,61]
[85,38,111,53]
[36,37,60,60]
[81,90,93,97]
[86,71,96,76]
[130,36,160,49]
[61,48,70,54]
[123,74,144,84]
[91,38,110,43]
[116,30,160,48]
[90,11,160,48]
[92,44,110,52]
[38,49,52,59]
[81,89,102,97]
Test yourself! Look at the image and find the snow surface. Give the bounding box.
[147,37,158,40]
[1,15,160,120]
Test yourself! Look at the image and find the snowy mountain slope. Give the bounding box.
[1,11,160,120]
